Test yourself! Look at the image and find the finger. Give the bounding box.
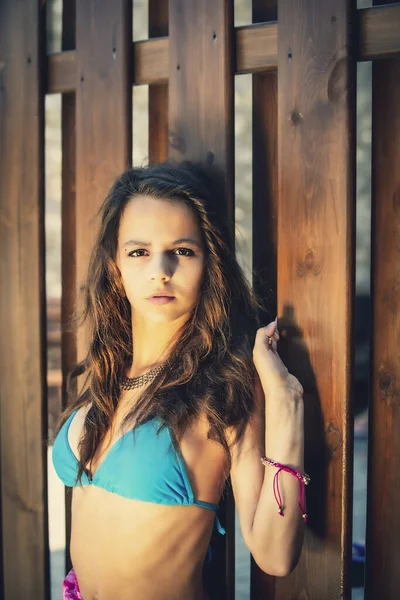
[266,333,279,349]
[262,319,279,334]
[264,325,280,340]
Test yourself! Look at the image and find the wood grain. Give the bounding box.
[149,0,168,163]
[134,37,169,86]
[47,50,76,93]
[236,22,277,74]
[46,5,400,94]
[61,0,76,575]
[251,1,278,595]
[275,0,356,597]
[365,2,400,598]
[75,1,132,386]
[168,2,235,597]
[359,3,400,61]
[168,0,235,239]
[0,1,49,597]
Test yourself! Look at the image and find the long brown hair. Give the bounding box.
[50,160,264,487]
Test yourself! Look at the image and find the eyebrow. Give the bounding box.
[123,237,203,249]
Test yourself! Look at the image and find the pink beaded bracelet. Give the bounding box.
[261,456,310,523]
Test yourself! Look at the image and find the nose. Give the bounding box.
[149,252,173,282]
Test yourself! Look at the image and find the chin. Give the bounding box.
[146,306,195,325]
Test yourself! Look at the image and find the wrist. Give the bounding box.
[259,373,304,404]
[264,447,304,470]
[265,398,304,431]
[264,386,304,405]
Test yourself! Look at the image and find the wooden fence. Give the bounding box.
[0,0,400,598]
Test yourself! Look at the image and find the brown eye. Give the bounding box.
[128,249,147,257]
[174,248,195,257]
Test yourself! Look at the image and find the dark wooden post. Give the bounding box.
[149,0,169,163]
[274,1,356,598]
[251,0,278,597]
[168,1,235,598]
[61,0,76,574]
[365,1,400,598]
[0,1,49,598]
[168,0,235,243]
[74,0,132,367]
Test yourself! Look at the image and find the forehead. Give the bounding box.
[118,195,200,240]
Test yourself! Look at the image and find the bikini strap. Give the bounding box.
[215,513,226,535]
[192,499,225,535]
[194,499,219,510]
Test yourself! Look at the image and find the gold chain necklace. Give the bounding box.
[119,363,166,390]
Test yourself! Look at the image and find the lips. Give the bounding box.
[147,293,175,298]
[148,295,174,299]
[147,295,175,305]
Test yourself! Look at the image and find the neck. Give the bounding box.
[127,311,189,377]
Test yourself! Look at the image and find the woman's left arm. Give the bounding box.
[229,319,306,577]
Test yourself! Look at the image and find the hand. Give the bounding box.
[252,317,304,398]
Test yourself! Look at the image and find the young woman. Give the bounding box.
[50,161,307,600]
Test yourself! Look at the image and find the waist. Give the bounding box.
[70,488,215,595]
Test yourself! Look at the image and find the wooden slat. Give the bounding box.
[365,2,400,597]
[168,3,235,598]
[47,50,76,93]
[168,0,235,230]
[251,1,279,334]
[251,1,278,594]
[275,0,356,597]
[359,2,400,61]
[60,0,76,576]
[0,1,49,598]
[134,38,169,85]
[148,0,169,163]
[46,4,400,94]
[236,22,277,74]
[75,1,132,364]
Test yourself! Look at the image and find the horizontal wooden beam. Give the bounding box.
[134,37,169,84]
[47,49,76,94]
[358,3,400,61]
[46,3,400,94]
[46,37,170,93]
[235,22,277,73]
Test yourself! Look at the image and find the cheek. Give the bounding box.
[185,265,204,295]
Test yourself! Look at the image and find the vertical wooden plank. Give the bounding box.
[0,1,49,598]
[149,0,168,163]
[251,2,277,598]
[75,1,132,364]
[168,0,235,244]
[365,2,400,597]
[61,0,76,575]
[276,1,356,598]
[168,2,235,598]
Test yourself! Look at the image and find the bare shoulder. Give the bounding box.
[181,410,227,459]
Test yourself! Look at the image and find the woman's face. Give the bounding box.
[115,195,205,324]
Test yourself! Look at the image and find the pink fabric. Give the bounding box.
[62,566,210,599]
[62,568,83,600]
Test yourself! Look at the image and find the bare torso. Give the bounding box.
[67,388,228,600]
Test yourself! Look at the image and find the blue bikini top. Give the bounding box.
[52,408,226,538]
